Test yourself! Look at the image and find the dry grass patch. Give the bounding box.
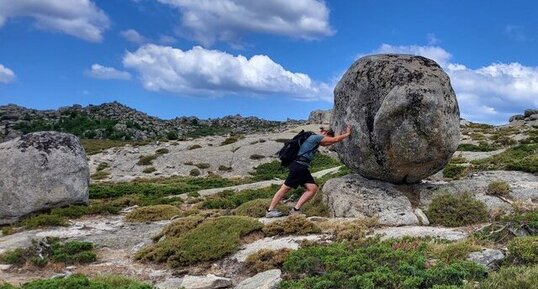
[91,170,110,180]
[137,154,158,166]
[426,240,482,263]
[142,166,156,174]
[125,205,181,222]
[427,192,489,227]
[245,248,293,274]
[188,144,202,150]
[262,215,321,237]
[152,215,205,241]
[194,163,210,169]
[318,218,377,244]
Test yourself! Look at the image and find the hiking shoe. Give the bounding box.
[265,209,284,218]
[289,207,304,216]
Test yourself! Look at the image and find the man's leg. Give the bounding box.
[268,183,292,210]
[294,183,318,209]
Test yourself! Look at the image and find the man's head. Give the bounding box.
[320,126,335,137]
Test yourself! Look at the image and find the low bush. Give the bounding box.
[221,136,242,146]
[507,236,538,265]
[137,154,158,166]
[90,170,110,180]
[318,218,376,244]
[194,163,210,169]
[427,241,481,263]
[280,240,487,289]
[136,216,263,267]
[245,248,293,274]
[458,142,498,152]
[202,186,278,209]
[125,205,181,222]
[472,144,538,174]
[427,192,489,227]
[262,215,321,236]
[233,198,288,218]
[96,162,109,171]
[152,215,205,242]
[188,144,202,150]
[218,165,233,172]
[463,265,538,289]
[250,154,265,160]
[80,139,150,155]
[189,168,201,176]
[487,180,510,196]
[443,164,470,179]
[155,148,169,154]
[0,238,96,267]
[0,274,152,289]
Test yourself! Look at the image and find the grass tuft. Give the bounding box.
[125,205,181,222]
[427,192,489,227]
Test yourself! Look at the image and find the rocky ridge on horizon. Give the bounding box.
[0,102,304,142]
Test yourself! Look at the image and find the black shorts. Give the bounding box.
[284,161,316,189]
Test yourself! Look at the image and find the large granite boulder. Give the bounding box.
[308,109,332,124]
[0,132,89,224]
[332,54,460,183]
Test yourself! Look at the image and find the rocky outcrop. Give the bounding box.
[0,102,304,142]
[322,174,420,226]
[235,269,281,289]
[308,109,332,124]
[508,108,538,127]
[0,132,89,224]
[332,54,460,183]
[322,170,538,226]
[467,249,505,270]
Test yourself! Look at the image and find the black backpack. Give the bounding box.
[277,130,317,167]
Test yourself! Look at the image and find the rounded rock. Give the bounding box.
[332,54,460,183]
[0,132,89,224]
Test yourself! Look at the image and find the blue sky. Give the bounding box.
[0,0,537,124]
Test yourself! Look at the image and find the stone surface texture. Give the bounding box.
[332,54,460,183]
[0,132,89,224]
[234,269,281,289]
[467,249,505,270]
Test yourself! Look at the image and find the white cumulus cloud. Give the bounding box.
[0,0,109,42]
[155,0,334,46]
[0,64,15,83]
[123,44,331,100]
[87,64,131,80]
[366,44,538,124]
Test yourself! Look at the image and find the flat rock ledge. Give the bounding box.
[372,226,468,241]
[156,275,232,289]
[234,269,281,289]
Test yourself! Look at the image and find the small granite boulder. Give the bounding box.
[0,132,89,224]
[332,54,460,183]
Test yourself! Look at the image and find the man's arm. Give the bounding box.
[320,125,352,146]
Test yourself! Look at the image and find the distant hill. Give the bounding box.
[0,102,304,142]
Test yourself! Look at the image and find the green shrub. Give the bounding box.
[91,170,110,180]
[250,154,265,160]
[137,154,158,166]
[472,144,538,173]
[155,148,169,154]
[427,192,488,227]
[202,186,278,209]
[21,213,67,229]
[458,142,497,152]
[188,144,202,150]
[0,274,152,289]
[280,241,487,289]
[0,238,96,267]
[136,216,263,267]
[245,248,293,274]
[189,168,201,176]
[143,166,157,174]
[487,180,510,196]
[152,215,205,242]
[221,136,241,146]
[194,163,210,169]
[262,215,321,236]
[463,265,538,289]
[96,162,109,171]
[218,165,233,172]
[427,241,481,263]
[125,205,181,222]
[443,164,469,179]
[507,236,538,265]
[0,248,25,265]
[233,198,289,218]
